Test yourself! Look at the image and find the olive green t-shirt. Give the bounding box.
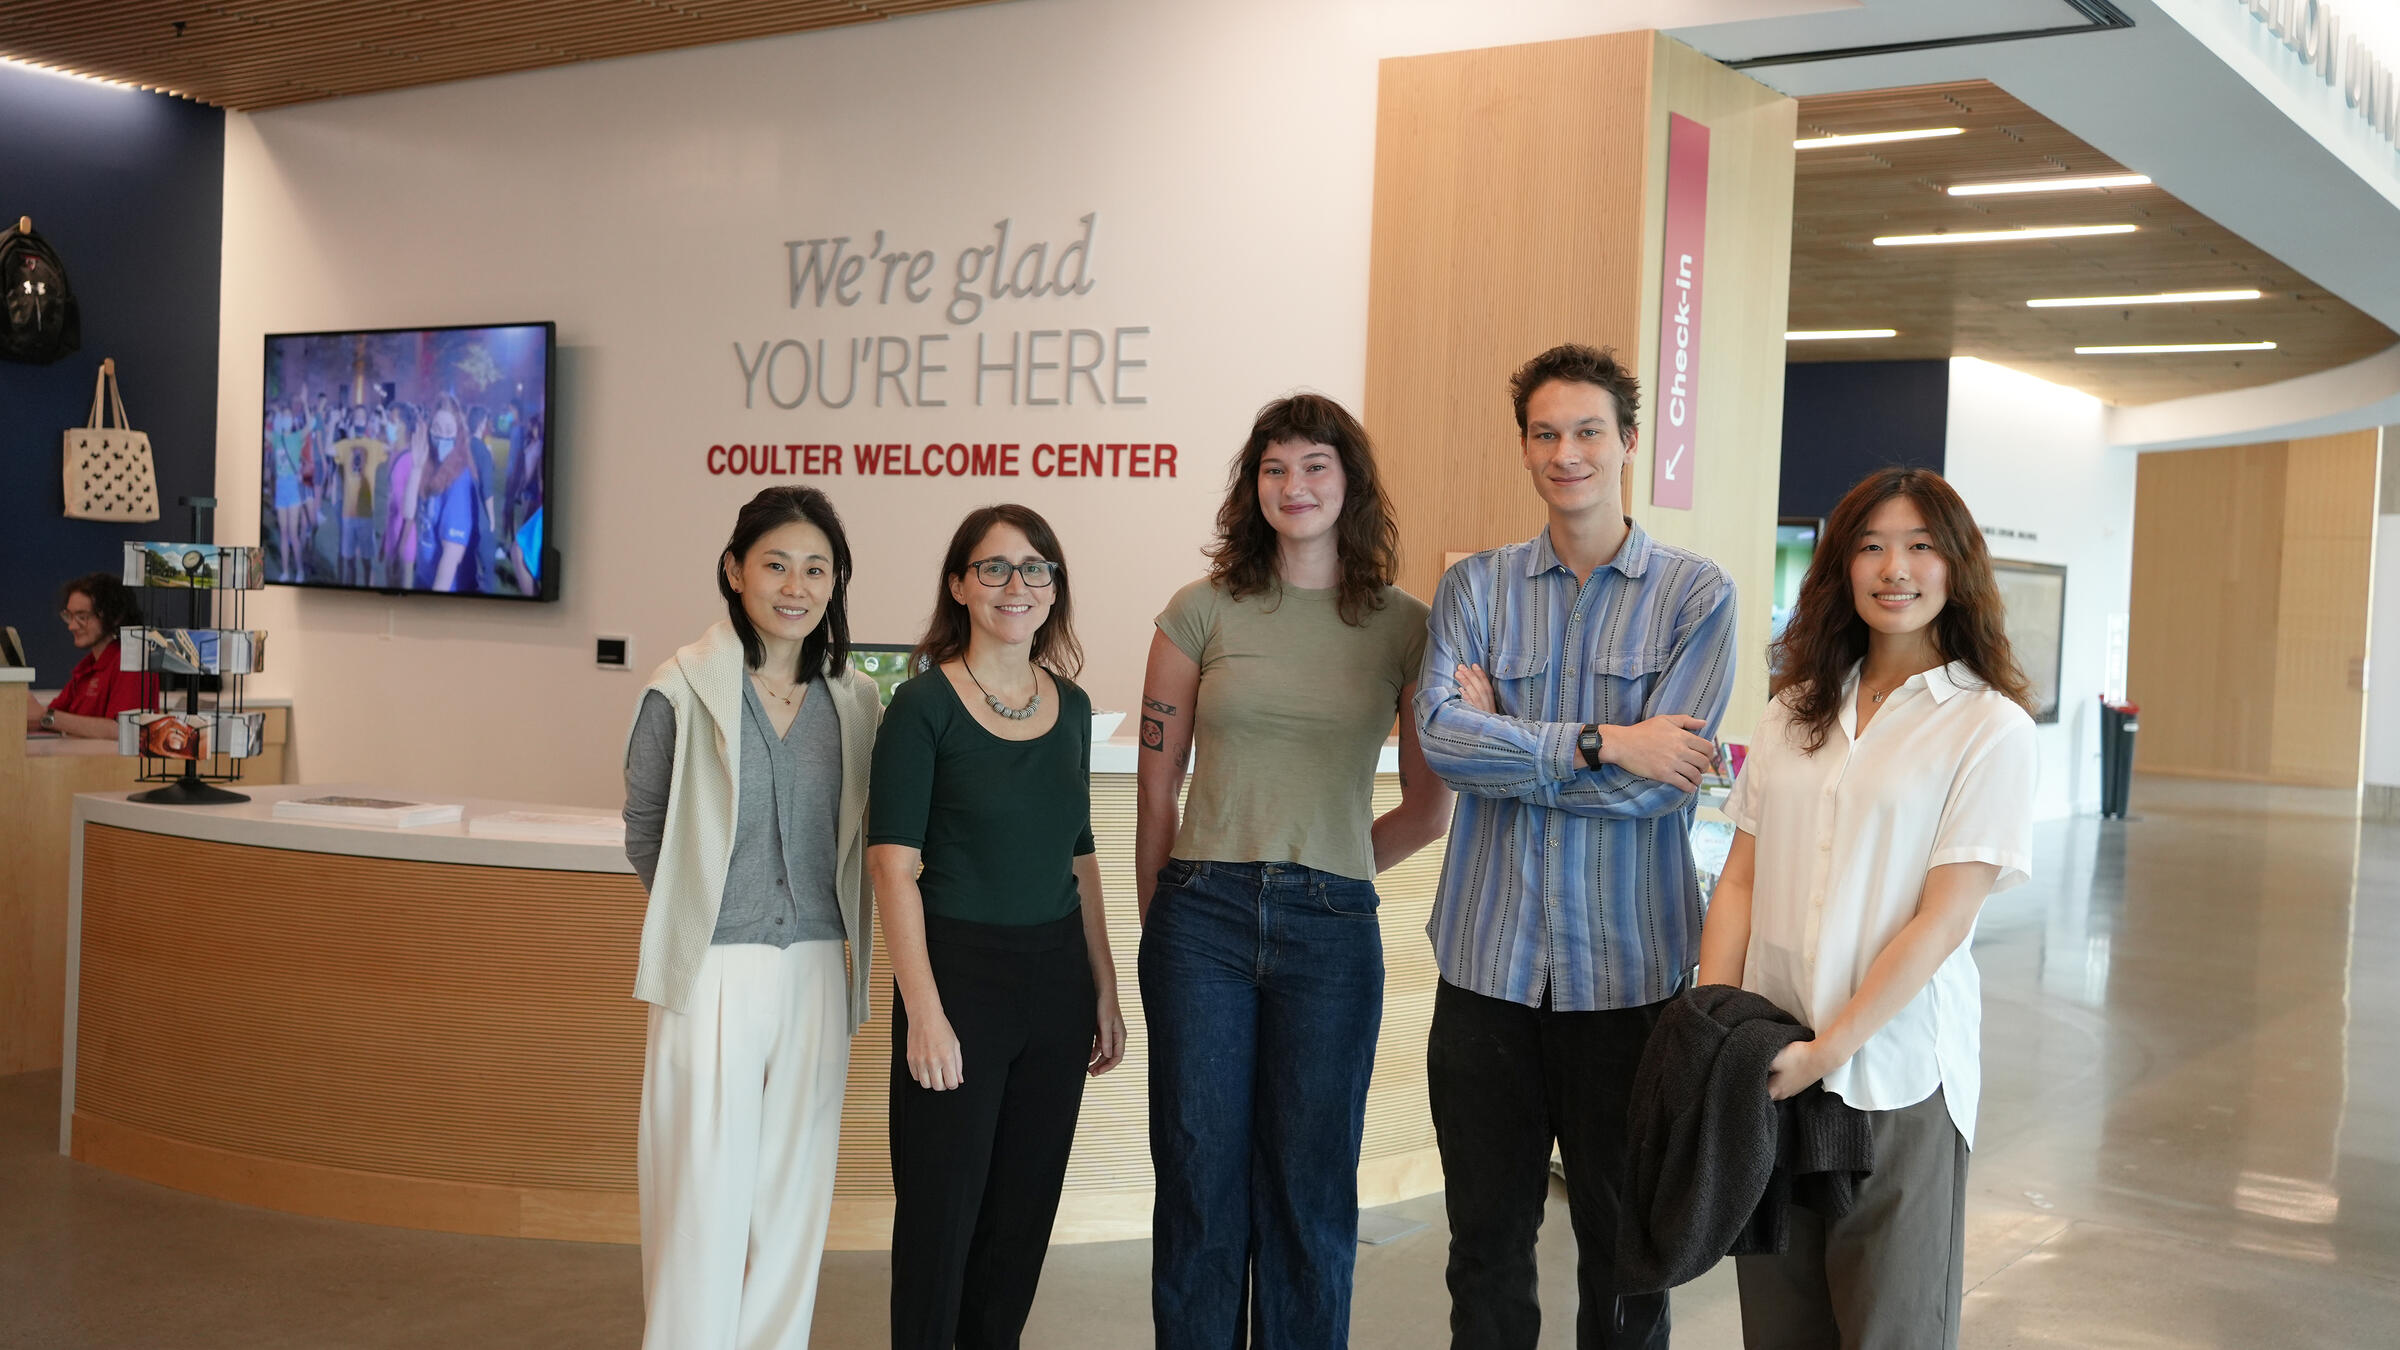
[868,668,1095,926]
[1156,579,1431,881]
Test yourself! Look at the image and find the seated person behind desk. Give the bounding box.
[24,573,154,739]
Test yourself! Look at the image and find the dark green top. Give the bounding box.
[867,666,1094,926]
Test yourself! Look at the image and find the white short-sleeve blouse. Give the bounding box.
[1723,660,2036,1147]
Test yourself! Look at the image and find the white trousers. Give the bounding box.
[640,941,851,1350]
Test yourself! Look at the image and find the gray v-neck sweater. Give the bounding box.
[624,676,845,944]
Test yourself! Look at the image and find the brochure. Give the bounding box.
[122,542,265,591]
[272,795,464,828]
[117,710,267,760]
[118,627,269,676]
[466,811,626,845]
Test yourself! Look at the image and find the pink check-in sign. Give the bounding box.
[1652,114,1708,511]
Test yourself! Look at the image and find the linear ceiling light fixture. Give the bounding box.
[2028,288,2263,308]
[1873,224,2136,246]
[2074,341,2277,354]
[1,52,179,97]
[1786,329,1899,340]
[1947,172,2153,196]
[1794,127,1965,150]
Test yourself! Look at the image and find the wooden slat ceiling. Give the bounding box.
[0,0,1007,112]
[1789,80,2396,406]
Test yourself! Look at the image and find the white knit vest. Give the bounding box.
[629,619,880,1027]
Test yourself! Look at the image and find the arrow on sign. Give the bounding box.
[1663,443,1687,481]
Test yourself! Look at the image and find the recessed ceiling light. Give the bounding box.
[2074,341,2277,354]
[1786,329,1899,340]
[1948,173,2153,196]
[2028,289,2263,308]
[1794,127,1965,150]
[1874,224,2137,246]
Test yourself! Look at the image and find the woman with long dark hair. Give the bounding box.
[1697,467,2037,1350]
[1136,393,1451,1347]
[869,503,1125,1350]
[621,485,882,1349]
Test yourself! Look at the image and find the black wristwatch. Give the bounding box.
[1577,723,1602,771]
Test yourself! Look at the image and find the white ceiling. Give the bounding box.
[1673,0,2400,445]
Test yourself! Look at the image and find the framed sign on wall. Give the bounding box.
[1991,558,2067,725]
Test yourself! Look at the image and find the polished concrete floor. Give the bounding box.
[5,776,2398,1347]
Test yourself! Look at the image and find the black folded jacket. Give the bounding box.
[1612,984,1875,1294]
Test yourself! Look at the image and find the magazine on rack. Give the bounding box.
[122,542,265,591]
[116,710,266,759]
[272,796,464,828]
[118,627,269,676]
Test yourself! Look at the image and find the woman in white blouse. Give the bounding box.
[1698,467,2036,1350]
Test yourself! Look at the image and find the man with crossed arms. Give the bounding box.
[1415,342,1737,1350]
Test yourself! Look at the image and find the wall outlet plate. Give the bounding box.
[596,635,632,670]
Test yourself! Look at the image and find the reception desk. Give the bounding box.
[63,750,1447,1247]
[1,673,290,1074]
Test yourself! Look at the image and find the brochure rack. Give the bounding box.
[119,497,267,805]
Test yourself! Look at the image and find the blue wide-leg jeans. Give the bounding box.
[1141,858,1385,1350]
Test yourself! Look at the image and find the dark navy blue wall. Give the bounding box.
[0,66,223,685]
[1778,360,1949,522]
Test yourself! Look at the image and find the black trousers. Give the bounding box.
[1427,979,1671,1350]
[889,912,1093,1350]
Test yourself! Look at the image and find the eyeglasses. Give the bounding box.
[59,608,99,626]
[969,558,1058,588]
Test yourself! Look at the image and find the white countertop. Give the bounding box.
[0,667,31,685]
[27,736,120,757]
[76,782,635,874]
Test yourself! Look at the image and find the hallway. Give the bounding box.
[4,776,2396,1347]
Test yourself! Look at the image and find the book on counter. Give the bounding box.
[466,811,626,844]
[271,795,464,828]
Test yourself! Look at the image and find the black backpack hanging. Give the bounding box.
[1,216,82,365]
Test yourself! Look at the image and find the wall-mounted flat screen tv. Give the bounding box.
[261,321,556,600]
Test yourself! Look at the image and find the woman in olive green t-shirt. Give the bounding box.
[868,503,1126,1350]
[1136,394,1453,1348]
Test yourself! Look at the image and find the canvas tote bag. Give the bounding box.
[64,357,159,522]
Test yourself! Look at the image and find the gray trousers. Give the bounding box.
[1734,1086,1968,1350]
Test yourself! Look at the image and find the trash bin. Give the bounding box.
[2100,698,2139,819]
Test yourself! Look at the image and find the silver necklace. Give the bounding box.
[966,662,1041,720]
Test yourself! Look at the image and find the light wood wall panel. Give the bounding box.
[2128,432,2377,786]
[76,826,651,1195]
[2270,431,2379,786]
[2129,443,2286,778]
[1367,31,1656,608]
[1632,36,1796,741]
[0,697,291,1075]
[71,775,1446,1247]
[1365,32,1792,739]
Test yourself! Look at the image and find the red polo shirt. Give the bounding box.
[49,639,156,720]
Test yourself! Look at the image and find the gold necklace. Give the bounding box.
[752,670,801,707]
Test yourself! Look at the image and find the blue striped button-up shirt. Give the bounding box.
[1414,522,1737,1011]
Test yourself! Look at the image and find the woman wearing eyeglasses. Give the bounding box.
[869,503,1126,1350]
[26,573,155,739]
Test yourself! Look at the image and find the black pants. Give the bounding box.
[889,912,1094,1350]
[1427,979,1670,1350]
